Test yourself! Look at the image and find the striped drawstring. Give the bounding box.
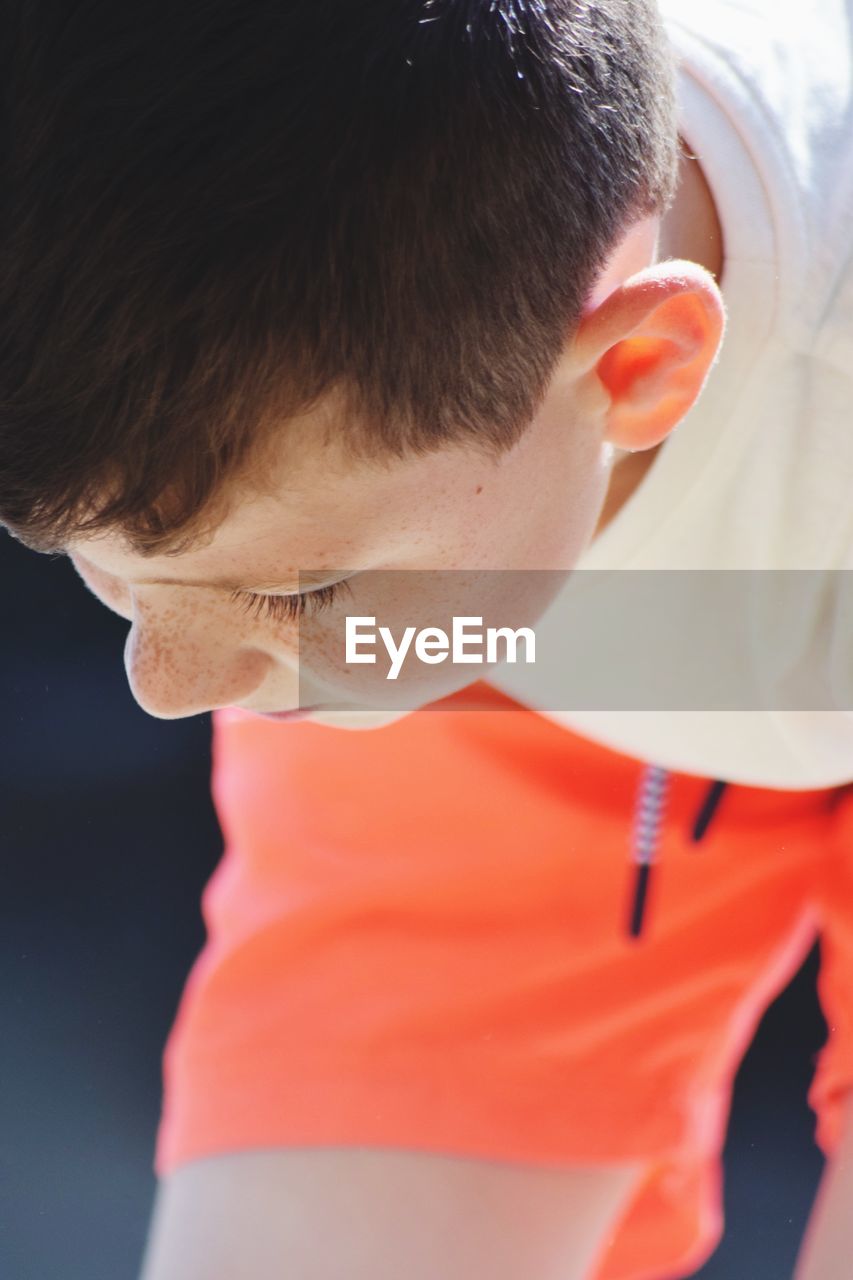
[626,768,728,940]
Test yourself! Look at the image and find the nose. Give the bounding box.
[123,615,281,719]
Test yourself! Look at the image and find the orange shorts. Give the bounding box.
[155,683,853,1280]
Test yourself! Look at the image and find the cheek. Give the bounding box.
[519,429,613,568]
[445,414,610,571]
[469,452,610,570]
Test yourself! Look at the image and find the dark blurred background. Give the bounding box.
[0,529,829,1280]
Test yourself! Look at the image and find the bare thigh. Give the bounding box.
[139,1147,645,1280]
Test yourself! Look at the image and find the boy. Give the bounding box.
[2,0,853,1276]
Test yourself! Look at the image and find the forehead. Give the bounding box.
[71,428,495,583]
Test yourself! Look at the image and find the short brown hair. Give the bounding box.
[0,0,679,557]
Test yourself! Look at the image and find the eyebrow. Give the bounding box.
[129,571,341,592]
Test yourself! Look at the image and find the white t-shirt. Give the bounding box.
[494,0,853,789]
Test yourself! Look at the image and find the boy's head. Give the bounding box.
[0,1,723,722]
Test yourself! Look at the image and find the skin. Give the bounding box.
[68,148,726,727]
[139,1147,646,1280]
[67,151,853,1278]
[793,1092,853,1279]
[593,145,724,537]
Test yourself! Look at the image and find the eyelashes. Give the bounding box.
[228,580,350,623]
[70,552,352,625]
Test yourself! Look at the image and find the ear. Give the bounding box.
[571,261,726,452]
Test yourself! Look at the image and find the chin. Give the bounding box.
[306,707,413,731]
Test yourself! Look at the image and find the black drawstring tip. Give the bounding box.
[691,780,728,843]
[627,861,653,940]
[624,772,727,942]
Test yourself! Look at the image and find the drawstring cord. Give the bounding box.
[626,769,729,941]
[691,779,729,842]
[627,765,671,940]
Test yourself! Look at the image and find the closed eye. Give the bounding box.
[228,580,351,623]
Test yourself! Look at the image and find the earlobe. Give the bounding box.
[574,261,726,452]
